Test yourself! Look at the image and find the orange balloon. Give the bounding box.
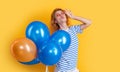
[11,38,37,62]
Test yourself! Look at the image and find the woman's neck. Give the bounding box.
[59,23,69,30]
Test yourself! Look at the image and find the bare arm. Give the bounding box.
[72,16,92,30]
[65,9,92,30]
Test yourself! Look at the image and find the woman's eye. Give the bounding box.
[56,14,60,17]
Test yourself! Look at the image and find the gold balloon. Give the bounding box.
[11,38,37,62]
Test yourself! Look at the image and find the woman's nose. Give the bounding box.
[60,14,65,17]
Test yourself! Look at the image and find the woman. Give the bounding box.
[51,8,92,72]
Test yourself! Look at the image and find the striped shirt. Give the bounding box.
[55,25,82,72]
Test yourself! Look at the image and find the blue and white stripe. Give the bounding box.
[55,25,82,72]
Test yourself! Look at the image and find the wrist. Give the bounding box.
[71,16,77,19]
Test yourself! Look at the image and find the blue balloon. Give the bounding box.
[26,21,50,49]
[50,30,71,52]
[38,40,62,66]
[20,57,40,65]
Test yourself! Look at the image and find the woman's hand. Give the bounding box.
[64,9,75,19]
[64,9,92,30]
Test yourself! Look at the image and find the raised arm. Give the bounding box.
[65,9,92,30]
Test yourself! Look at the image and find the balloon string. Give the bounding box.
[45,66,48,72]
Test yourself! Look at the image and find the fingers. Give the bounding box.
[64,9,74,19]
[64,9,71,13]
[65,9,72,15]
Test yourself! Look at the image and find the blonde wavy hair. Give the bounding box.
[51,8,69,31]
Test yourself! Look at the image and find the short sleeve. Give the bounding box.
[70,25,83,34]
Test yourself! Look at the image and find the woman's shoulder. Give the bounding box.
[69,25,80,29]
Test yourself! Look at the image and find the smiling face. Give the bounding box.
[54,10,67,25]
[51,8,69,30]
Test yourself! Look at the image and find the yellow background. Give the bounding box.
[0,0,120,72]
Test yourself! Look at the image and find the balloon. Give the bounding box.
[11,38,37,62]
[20,57,40,65]
[50,30,71,52]
[26,21,50,49]
[38,40,62,66]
